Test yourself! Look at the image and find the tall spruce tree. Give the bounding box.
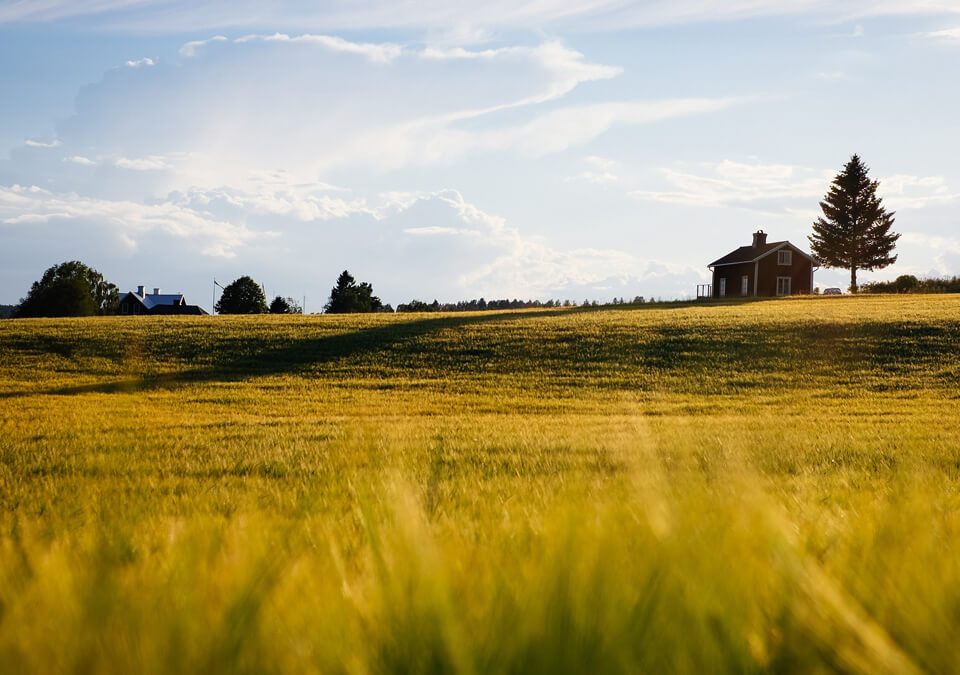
[324,270,383,313]
[809,155,899,293]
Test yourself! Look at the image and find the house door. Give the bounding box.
[719,278,726,297]
[741,275,749,296]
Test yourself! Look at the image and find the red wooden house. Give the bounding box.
[708,231,817,298]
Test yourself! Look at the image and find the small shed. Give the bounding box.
[707,231,817,298]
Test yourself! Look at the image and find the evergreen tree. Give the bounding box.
[215,276,268,314]
[13,261,117,318]
[324,270,383,313]
[810,155,899,293]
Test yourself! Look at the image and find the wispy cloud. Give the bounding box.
[64,155,97,166]
[566,156,619,184]
[125,57,155,68]
[927,27,960,40]
[2,0,959,31]
[178,35,227,57]
[114,156,173,171]
[24,138,61,148]
[629,159,958,213]
[234,33,403,64]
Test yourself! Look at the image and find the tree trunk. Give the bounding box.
[850,267,858,294]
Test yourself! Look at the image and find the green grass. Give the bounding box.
[1,294,959,673]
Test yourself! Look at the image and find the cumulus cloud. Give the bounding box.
[125,57,155,68]
[21,35,737,185]
[0,184,264,257]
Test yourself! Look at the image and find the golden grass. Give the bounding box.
[1,294,959,673]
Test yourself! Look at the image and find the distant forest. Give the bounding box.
[0,305,15,319]
[861,275,960,294]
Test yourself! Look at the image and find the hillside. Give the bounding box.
[1,295,959,673]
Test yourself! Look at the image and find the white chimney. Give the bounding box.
[153,287,161,295]
[137,285,145,296]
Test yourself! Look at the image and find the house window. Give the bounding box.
[719,278,726,297]
[741,275,749,296]
[777,249,792,265]
[777,277,792,296]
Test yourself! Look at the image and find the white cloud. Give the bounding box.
[0,184,264,257]
[403,226,474,236]
[125,57,155,68]
[928,27,960,40]
[566,155,619,184]
[64,155,97,166]
[234,33,403,64]
[29,35,734,181]
[24,138,61,148]
[114,155,173,171]
[2,0,959,31]
[629,159,957,213]
[167,182,375,222]
[179,35,227,57]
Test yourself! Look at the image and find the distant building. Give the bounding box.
[707,231,817,298]
[118,286,208,315]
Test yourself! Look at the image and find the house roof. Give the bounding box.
[709,240,817,268]
[121,291,187,309]
[142,294,185,309]
[709,241,788,267]
[121,291,186,309]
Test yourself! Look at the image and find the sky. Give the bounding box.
[1,1,959,310]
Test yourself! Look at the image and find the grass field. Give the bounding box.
[1,294,959,674]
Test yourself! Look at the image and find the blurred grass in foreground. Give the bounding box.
[1,294,959,673]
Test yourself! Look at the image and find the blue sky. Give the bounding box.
[1,1,959,309]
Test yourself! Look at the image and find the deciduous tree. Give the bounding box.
[12,261,117,318]
[269,296,302,314]
[215,276,268,314]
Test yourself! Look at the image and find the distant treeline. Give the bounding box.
[396,297,648,313]
[861,275,960,294]
[0,305,15,319]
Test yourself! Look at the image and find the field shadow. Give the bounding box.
[12,309,576,398]
[3,300,956,399]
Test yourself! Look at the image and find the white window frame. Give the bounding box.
[777,249,792,266]
[741,275,749,296]
[776,277,792,296]
[719,278,726,297]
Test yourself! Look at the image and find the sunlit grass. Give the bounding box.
[1,295,959,673]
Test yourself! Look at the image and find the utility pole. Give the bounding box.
[213,279,224,315]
